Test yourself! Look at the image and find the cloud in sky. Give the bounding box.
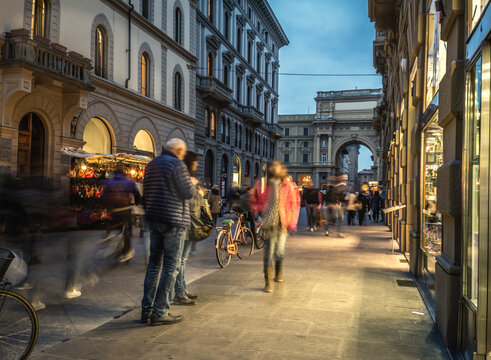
[269,0,381,170]
[269,0,382,115]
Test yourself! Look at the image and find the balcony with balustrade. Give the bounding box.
[1,28,93,90]
[197,76,233,106]
[241,105,264,127]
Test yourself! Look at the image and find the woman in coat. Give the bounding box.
[207,185,221,227]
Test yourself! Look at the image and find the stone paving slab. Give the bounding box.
[32,224,449,360]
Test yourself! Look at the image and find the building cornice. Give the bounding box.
[101,0,197,64]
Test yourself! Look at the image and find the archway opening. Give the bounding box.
[220,154,228,198]
[17,112,45,178]
[232,157,241,188]
[83,117,112,154]
[204,150,214,188]
[335,142,375,191]
[133,129,155,157]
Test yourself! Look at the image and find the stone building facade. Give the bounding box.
[194,0,288,195]
[277,89,382,190]
[369,0,491,358]
[0,0,198,183]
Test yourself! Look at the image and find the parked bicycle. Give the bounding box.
[0,248,39,360]
[215,211,255,267]
[254,218,265,250]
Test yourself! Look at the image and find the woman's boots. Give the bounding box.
[264,267,274,293]
[275,260,283,282]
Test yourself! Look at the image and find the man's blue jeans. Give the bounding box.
[264,228,288,268]
[174,240,192,297]
[141,222,185,317]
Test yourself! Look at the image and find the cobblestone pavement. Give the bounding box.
[31,219,449,360]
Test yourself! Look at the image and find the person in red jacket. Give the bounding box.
[251,160,300,293]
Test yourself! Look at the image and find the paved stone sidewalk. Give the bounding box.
[32,224,449,360]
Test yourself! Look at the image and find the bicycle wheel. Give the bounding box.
[255,227,265,249]
[216,230,232,268]
[0,289,38,360]
[238,227,254,256]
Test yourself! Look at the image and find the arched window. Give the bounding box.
[95,25,108,78]
[32,0,49,38]
[223,64,229,86]
[264,99,269,122]
[224,11,230,40]
[207,52,214,77]
[237,27,242,53]
[205,109,210,137]
[17,112,45,178]
[247,41,252,63]
[221,117,226,142]
[207,0,214,23]
[256,52,261,73]
[83,117,112,154]
[211,111,217,139]
[204,150,214,188]
[142,0,150,19]
[247,85,252,106]
[133,129,155,156]
[174,72,183,110]
[272,69,276,88]
[265,61,269,82]
[141,52,150,96]
[236,76,241,103]
[174,7,182,45]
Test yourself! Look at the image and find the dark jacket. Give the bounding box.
[371,194,382,211]
[102,173,141,209]
[143,150,196,228]
[303,188,320,205]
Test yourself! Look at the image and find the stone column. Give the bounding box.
[314,134,320,164]
[327,135,332,164]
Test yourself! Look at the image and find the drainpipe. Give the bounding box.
[125,1,134,88]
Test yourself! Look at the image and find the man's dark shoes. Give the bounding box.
[185,290,199,300]
[140,310,152,324]
[150,313,183,326]
[173,295,197,305]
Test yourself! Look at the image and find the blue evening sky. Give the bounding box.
[269,0,382,170]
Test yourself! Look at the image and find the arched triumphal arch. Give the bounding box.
[278,89,383,190]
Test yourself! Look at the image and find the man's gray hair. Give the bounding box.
[165,138,186,151]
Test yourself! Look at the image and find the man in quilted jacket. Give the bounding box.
[141,138,197,326]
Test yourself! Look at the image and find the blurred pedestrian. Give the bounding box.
[174,151,202,306]
[345,190,359,226]
[102,164,141,262]
[357,192,369,226]
[251,160,300,293]
[207,185,221,227]
[240,185,256,239]
[371,191,382,223]
[141,138,196,326]
[303,180,321,232]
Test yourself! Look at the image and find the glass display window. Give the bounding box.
[468,0,490,35]
[463,57,482,307]
[425,0,447,109]
[421,115,443,260]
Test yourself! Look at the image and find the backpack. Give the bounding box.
[190,198,213,242]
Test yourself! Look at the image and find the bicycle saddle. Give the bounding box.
[222,219,235,227]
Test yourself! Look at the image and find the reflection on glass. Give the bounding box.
[422,117,443,258]
[464,57,482,307]
[468,0,490,34]
[425,0,447,108]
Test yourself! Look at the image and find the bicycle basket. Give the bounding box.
[222,219,235,227]
[0,248,15,280]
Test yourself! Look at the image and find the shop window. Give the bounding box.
[468,0,490,34]
[421,115,444,289]
[233,157,241,187]
[17,112,45,178]
[141,52,150,97]
[95,25,108,78]
[133,129,155,156]
[463,57,482,306]
[32,0,49,38]
[174,7,183,45]
[83,117,112,154]
[424,0,447,108]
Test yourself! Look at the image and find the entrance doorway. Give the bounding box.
[220,155,229,198]
[204,150,214,188]
[17,112,45,178]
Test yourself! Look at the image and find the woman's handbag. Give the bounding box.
[190,204,213,242]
